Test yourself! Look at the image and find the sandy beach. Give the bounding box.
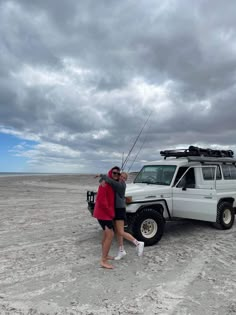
[0,174,236,315]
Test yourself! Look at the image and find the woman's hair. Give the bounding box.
[121,172,128,180]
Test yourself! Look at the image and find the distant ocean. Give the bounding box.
[0,172,57,177]
[0,173,88,177]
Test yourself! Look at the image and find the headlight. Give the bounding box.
[125,196,133,204]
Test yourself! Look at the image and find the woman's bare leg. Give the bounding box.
[117,233,124,249]
[115,220,145,257]
[115,220,136,242]
[115,220,125,249]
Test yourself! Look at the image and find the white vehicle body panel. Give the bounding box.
[125,158,236,223]
[172,187,217,221]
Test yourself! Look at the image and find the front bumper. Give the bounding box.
[86,191,97,215]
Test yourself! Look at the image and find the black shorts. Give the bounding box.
[98,219,114,230]
[114,208,127,221]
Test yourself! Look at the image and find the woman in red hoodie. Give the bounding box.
[93,166,120,269]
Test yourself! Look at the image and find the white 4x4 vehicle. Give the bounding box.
[87,146,236,246]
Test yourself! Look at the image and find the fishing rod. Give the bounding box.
[127,132,148,172]
[121,110,152,171]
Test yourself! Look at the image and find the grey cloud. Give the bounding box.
[0,7,59,69]
[1,0,236,172]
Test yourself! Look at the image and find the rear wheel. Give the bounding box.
[130,208,165,246]
[215,202,235,229]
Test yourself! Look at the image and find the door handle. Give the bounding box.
[204,196,212,199]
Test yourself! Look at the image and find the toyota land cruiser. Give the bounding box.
[87,146,236,246]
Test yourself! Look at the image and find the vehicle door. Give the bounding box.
[172,166,217,221]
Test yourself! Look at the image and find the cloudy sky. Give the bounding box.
[0,0,236,173]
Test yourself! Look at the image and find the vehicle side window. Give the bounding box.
[202,166,222,180]
[177,168,196,189]
[222,164,236,179]
[174,167,188,185]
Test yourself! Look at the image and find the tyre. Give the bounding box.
[125,213,134,233]
[130,208,165,246]
[215,202,235,229]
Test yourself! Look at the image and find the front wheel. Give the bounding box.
[215,202,235,229]
[130,208,165,246]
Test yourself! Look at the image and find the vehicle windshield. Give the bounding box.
[134,165,177,185]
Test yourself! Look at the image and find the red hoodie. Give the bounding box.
[93,169,115,220]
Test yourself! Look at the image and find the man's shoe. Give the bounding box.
[136,242,144,256]
[114,250,127,260]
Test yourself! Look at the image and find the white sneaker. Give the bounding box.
[114,250,127,260]
[136,242,144,256]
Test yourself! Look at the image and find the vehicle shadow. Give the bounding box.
[164,219,213,237]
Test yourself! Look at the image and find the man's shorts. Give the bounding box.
[114,208,127,221]
[98,219,114,230]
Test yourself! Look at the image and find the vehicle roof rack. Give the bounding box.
[160,145,234,159]
[187,156,236,164]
